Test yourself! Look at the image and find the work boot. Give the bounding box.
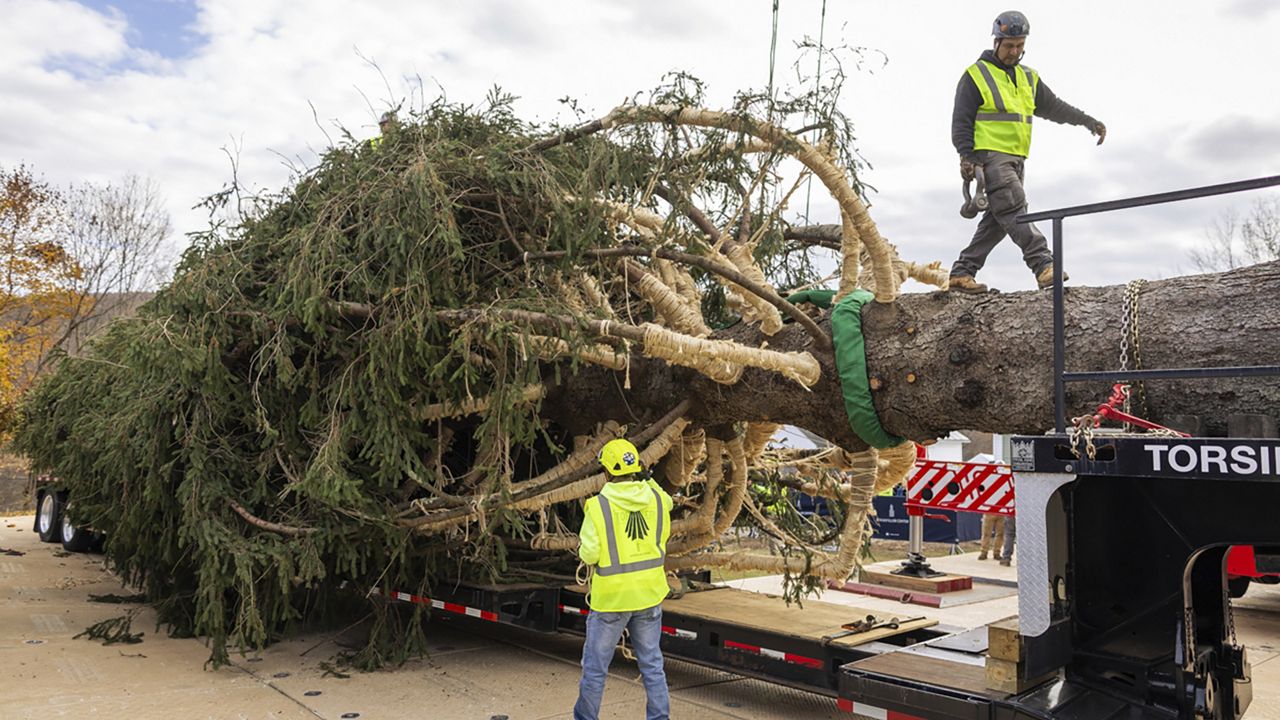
[999,557,1012,567]
[948,275,989,294]
[1035,266,1069,289]
[978,551,988,560]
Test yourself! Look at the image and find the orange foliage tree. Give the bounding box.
[0,165,84,435]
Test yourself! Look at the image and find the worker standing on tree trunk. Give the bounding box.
[948,10,1107,294]
[574,438,673,720]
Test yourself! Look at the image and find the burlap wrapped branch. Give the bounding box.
[668,435,748,554]
[654,258,703,322]
[408,418,688,534]
[662,426,707,489]
[664,441,914,581]
[724,244,784,335]
[873,441,919,494]
[835,211,862,303]
[681,136,774,164]
[580,274,615,317]
[639,323,820,387]
[631,264,711,337]
[601,105,900,304]
[744,422,780,463]
[522,335,628,371]
[670,436,724,538]
[903,260,950,289]
[418,384,546,421]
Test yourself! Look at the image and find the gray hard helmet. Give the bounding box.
[992,11,1030,38]
[379,111,395,125]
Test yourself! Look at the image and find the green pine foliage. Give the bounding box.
[15,77,854,667]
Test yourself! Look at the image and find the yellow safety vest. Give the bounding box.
[370,135,384,152]
[966,60,1039,157]
[583,486,670,612]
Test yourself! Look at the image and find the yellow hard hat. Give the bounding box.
[599,438,643,476]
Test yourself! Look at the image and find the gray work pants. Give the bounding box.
[950,150,1053,279]
[1002,516,1016,562]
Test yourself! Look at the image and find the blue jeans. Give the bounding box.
[573,605,669,720]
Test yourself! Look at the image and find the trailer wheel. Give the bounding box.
[1228,576,1251,599]
[60,514,95,553]
[37,491,63,543]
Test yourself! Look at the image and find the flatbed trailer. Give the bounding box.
[834,176,1280,719]
[388,578,951,709]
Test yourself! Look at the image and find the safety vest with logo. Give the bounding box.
[582,484,670,612]
[966,60,1039,157]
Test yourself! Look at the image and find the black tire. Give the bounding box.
[60,513,96,553]
[36,491,63,543]
[1228,576,1251,599]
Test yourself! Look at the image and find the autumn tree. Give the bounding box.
[0,165,80,433]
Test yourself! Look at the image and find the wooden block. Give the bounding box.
[860,568,973,594]
[986,616,1024,662]
[984,656,1057,694]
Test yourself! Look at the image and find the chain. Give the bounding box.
[1119,280,1149,421]
[1068,414,1097,460]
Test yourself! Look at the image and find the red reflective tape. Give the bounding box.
[559,604,589,616]
[783,652,823,669]
[478,609,498,622]
[443,602,468,615]
[661,625,697,640]
[837,698,855,713]
[724,639,760,653]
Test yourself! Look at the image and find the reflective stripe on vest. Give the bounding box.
[968,61,1037,156]
[594,488,665,576]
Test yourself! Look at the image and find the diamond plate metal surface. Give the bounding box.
[1016,472,1075,637]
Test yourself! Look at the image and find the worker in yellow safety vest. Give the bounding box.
[369,111,396,151]
[948,10,1106,294]
[573,438,672,720]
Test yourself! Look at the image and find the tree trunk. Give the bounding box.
[542,261,1280,447]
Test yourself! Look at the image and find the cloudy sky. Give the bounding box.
[4,0,1279,291]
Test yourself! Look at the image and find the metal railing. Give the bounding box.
[1015,175,1280,433]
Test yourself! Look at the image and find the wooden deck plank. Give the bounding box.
[661,588,937,646]
[849,651,1011,698]
[564,584,937,647]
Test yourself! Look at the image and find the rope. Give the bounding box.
[803,0,828,222]
[767,0,780,117]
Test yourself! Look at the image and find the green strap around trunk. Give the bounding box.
[786,289,903,449]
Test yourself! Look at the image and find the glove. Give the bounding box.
[960,159,976,181]
[1091,121,1107,145]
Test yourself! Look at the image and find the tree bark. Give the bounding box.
[540,261,1280,446]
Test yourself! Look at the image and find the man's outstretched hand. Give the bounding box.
[1091,121,1107,145]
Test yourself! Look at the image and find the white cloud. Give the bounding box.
[3,0,1279,288]
[0,0,128,66]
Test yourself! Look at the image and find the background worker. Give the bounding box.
[978,513,1007,561]
[370,111,396,151]
[948,10,1107,294]
[574,438,673,720]
[1000,516,1017,567]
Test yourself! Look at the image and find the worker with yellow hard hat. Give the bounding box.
[573,437,672,720]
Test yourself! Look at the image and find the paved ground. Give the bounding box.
[0,451,30,514]
[3,515,1279,719]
